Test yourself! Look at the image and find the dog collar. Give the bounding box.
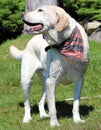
[45,26,85,62]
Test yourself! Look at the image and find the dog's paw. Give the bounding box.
[50,119,60,127]
[23,116,32,123]
[73,118,85,124]
[73,113,85,124]
[40,112,49,118]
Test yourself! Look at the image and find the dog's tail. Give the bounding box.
[9,46,24,61]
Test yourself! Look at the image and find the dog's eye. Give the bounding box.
[38,9,43,12]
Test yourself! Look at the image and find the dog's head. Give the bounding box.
[22,6,70,34]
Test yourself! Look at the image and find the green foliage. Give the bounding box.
[0,0,25,43]
[77,0,101,21]
[62,0,101,21]
[0,0,101,44]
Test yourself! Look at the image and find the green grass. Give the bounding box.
[0,34,101,130]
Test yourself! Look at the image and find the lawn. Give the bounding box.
[0,34,101,130]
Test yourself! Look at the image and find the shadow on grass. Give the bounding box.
[56,101,93,119]
[19,100,93,119]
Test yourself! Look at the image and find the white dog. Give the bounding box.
[10,5,89,127]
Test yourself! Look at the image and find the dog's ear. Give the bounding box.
[55,7,70,32]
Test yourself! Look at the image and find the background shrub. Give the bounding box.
[62,0,101,22]
[0,0,101,44]
[0,0,25,44]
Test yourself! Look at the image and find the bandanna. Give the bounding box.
[45,26,85,62]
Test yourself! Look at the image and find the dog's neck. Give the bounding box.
[44,18,89,62]
[44,18,76,46]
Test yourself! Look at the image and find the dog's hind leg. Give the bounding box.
[21,53,42,123]
[38,76,49,118]
[73,78,85,124]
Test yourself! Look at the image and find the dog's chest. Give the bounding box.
[48,50,78,84]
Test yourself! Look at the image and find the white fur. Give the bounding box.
[10,6,89,127]
[10,34,49,122]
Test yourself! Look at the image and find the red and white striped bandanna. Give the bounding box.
[45,26,85,62]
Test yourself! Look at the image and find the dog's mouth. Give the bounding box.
[23,20,43,32]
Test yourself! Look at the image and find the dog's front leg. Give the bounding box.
[73,78,85,123]
[46,78,59,127]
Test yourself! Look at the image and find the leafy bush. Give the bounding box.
[0,0,101,44]
[62,0,101,21]
[0,0,25,44]
[76,0,101,21]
